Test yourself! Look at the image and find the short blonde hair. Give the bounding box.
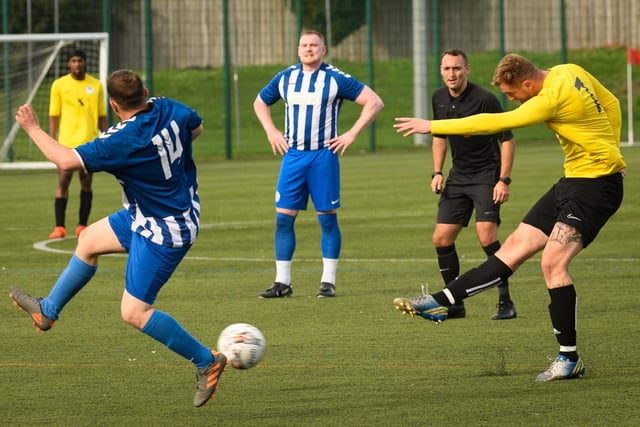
[492,54,537,86]
[299,29,325,45]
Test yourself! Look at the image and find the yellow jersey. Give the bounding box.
[431,64,627,178]
[49,73,107,148]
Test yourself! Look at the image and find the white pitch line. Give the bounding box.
[33,238,126,257]
[32,238,638,263]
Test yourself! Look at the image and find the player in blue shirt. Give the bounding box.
[254,30,384,299]
[10,70,227,407]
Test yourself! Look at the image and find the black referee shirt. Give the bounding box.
[431,82,513,177]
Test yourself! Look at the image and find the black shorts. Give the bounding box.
[522,173,623,247]
[437,182,500,226]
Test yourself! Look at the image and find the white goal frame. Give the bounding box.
[0,32,109,167]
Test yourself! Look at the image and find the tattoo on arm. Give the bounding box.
[549,223,583,245]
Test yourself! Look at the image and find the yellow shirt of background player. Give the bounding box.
[431,63,627,178]
[49,73,106,148]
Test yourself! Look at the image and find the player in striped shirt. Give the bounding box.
[254,30,384,299]
[11,70,227,407]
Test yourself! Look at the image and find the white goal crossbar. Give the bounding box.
[0,33,109,165]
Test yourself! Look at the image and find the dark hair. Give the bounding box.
[442,48,468,66]
[107,70,146,110]
[66,48,86,61]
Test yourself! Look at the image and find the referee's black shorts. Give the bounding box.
[522,172,623,247]
[436,182,500,226]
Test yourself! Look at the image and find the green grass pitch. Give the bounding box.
[0,143,638,425]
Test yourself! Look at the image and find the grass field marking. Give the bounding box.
[32,238,128,258]
[32,238,638,263]
[199,211,431,230]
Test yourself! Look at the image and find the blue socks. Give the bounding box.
[40,255,213,369]
[275,212,296,260]
[141,310,213,369]
[274,212,341,259]
[41,254,97,320]
[318,213,341,258]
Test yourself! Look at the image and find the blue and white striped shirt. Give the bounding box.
[75,97,202,248]
[258,62,365,151]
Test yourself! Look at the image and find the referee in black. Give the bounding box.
[428,48,517,320]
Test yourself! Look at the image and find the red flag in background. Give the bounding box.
[628,47,640,65]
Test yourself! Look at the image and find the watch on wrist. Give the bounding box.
[431,171,443,178]
[499,176,512,185]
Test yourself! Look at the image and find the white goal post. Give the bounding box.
[0,32,109,167]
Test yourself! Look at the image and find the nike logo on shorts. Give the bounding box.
[566,213,583,222]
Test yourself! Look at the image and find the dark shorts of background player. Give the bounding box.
[522,172,623,248]
[436,181,500,226]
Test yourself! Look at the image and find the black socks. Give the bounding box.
[79,190,93,226]
[54,197,68,227]
[483,241,512,303]
[548,285,578,360]
[436,244,459,284]
[432,255,513,305]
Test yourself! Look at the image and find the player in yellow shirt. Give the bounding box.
[48,49,107,239]
[392,53,626,382]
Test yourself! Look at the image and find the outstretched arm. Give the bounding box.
[16,104,81,171]
[395,95,555,138]
[394,117,432,137]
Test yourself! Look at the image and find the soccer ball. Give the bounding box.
[217,323,266,369]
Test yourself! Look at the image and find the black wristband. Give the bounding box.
[431,171,442,178]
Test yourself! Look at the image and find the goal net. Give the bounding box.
[0,33,109,168]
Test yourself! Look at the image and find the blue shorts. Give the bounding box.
[275,148,341,211]
[109,209,191,304]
